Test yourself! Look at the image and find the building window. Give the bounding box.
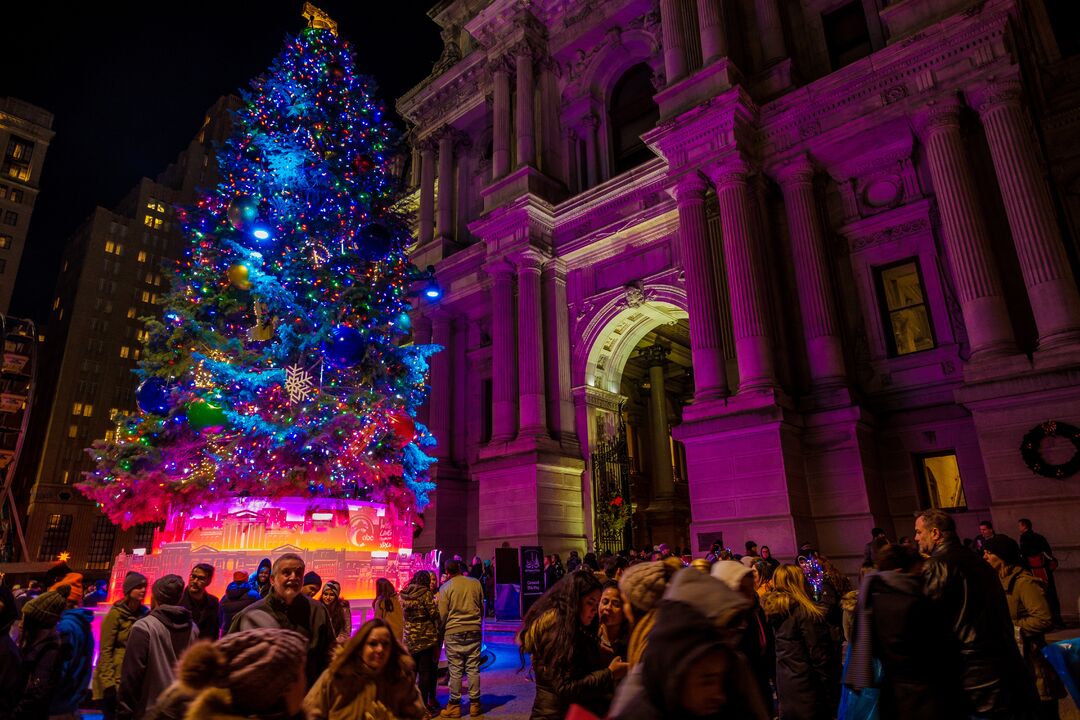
[68,424,78,438]
[823,1,873,70]
[3,137,33,182]
[133,523,157,552]
[137,250,147,263]
[127,307,137,319]
[72,402,82,415]
[87,515,118,571]
[141,291,150,303]
[0,234,10,249]
[37,513,73,561]
[8,188,23,204]
[3,211,17,226]
[83,404,93,417]
[874,258,936,356]
[918,451,968,511]
[146,199,165,213]
[609,63,661,177]
[143,214,163,230]
[0,184,6,199]
[119,346,130,359]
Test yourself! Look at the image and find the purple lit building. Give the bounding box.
[396,0,1080,605]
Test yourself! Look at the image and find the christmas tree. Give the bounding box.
[79,11,438,527]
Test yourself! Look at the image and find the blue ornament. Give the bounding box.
[136,377,171,415]
[326,325,366,366]
[228,196,259,230]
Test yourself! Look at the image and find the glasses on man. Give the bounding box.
[189,573,210,584]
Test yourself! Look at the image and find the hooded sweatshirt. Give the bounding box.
[218,580,260,636]
[51,606,96,714]
[118,604,197,720]
[250,558,272,598]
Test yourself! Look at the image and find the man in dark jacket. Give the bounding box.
[228,553,333,688]
[218,570,260,635]
[118,574,197,720]
[179,563,220,641]
[915,509,1037,717]
[51,586,96,717]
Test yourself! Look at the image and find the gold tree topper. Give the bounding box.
[303,3,339,36]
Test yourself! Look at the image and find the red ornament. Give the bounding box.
[353,154,375,174]
[388,411,416,447]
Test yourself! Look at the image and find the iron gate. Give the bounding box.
[591,415,633,555]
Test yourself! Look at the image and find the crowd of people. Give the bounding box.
[0,513,1070,719]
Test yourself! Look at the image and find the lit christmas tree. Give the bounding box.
[79,11,438,527]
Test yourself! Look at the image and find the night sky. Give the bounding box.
[3,1,443,323]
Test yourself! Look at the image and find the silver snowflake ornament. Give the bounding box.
[284,363,316,405]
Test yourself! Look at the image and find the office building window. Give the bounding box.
[3,211,17,226]
[9,189,23,204]
[127,307,137,319]
[72,402,82,415]
[87,515,118,571]
[141,291,150,303]
[133,523,157,552]
[917,452,968,511]
[0,184,6,199]
[143,215,163,229]
[0,234,10,249]
[119,346,130,359]
[146,199,165,213]
[137,250,147,262]
[3,137,33,182]
[37,513,73,561]
[875,259,936,356]
[68,424,78,438]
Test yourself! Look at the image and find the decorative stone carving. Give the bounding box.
[881,85,909,105]
[623,280,652,308]
[847,217,930,252]
[433,25,463,76]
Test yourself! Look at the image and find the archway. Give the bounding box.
[580,299,693,553]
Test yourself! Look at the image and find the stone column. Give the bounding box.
[485,259,517,442]
[643,345,676,501]
[515,248,548,436]
[491,58,512,180]
[777,156,846,384]
[660,0,689,84]
[418,139,436,245]
[582,114,600,188]
[429,312,453,458]
[515,43,536,169]
[710,158,776,389]
[916,97,1015,358]
[673,174,729,400]
[756,0,787,66]
[437,129,455,241]
[697,0,728,64]
[977,81,1080,349]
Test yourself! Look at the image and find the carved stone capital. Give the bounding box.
[912,94,964,139]
[511,246,548,271]
[486,54,515,77]
[973,78,1023,116]
[774,153,816,187]
[672,173,709,203]
[707,156,752,188]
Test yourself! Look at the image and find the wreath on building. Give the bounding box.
[598,494,634,537]
[1020,420,1080,479]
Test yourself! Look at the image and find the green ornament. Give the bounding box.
[186,393,229,433]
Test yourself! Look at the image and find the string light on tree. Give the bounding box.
[78,6,441,526]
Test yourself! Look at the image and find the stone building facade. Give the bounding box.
[397,0,1080,605]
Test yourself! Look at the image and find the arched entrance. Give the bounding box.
[580,298,693,553]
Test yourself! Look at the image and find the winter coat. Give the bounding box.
[92,599,148,699]
[229,592,334,688]
[118,604,198,720]
[303,653,426,720]
[218,580,259,635]
[180,589,220,641]
[922,540,1036,714]
[373,595,406,645]
[846,569,956,720]
[400,583,439,653]
[250,557,273,598]
[763,591,839,720]
[740,602,776,715]
[524,615,614,720]
[0,631,19,718]
[1001,567,1067,703]
[12,626,62,720]
[51,607,96,714]
[184,686,306,720]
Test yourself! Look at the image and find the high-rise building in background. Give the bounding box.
[0,97,54,315]
[16,97,237,572]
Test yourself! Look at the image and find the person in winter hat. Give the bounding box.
[218,571,259,636]
[93,571,149,719]
[147,628,309,720]
[118,574,197,720]
[302,571,323,598]
[617,558,681,667]
[0,583,23,718]
[51,577,97,717]
[608,571,768,720]
[304,617,426,720]
[12,585,69,719]
[712,560,776,716]
[251,557,272,598]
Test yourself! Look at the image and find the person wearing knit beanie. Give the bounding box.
[146,629,309,719]
[93,571,150,711]
[711,559,754,594]
[617,561,671,619]
[302,571,323,598]
[123,571,148,598]
[22,585,70,627]
[152,574,185,607]
[49,571,84,607]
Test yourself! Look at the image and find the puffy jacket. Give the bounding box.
[51,607,96,714]
[218,581,259,636]
[922,540,1036,714]
[92,599,148,699]
[400,582,439,653]
[12,627,62,720]
[521,610,615,720]
[763,591,839,720]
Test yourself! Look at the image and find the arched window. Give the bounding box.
[609,64,660,176]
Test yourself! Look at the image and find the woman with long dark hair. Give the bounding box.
[320,580,352,647]
[401,570,441,715]
[373,577,405,646]
[763,565,840,720]
[304,617,426,719]
[518,569,628,719]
